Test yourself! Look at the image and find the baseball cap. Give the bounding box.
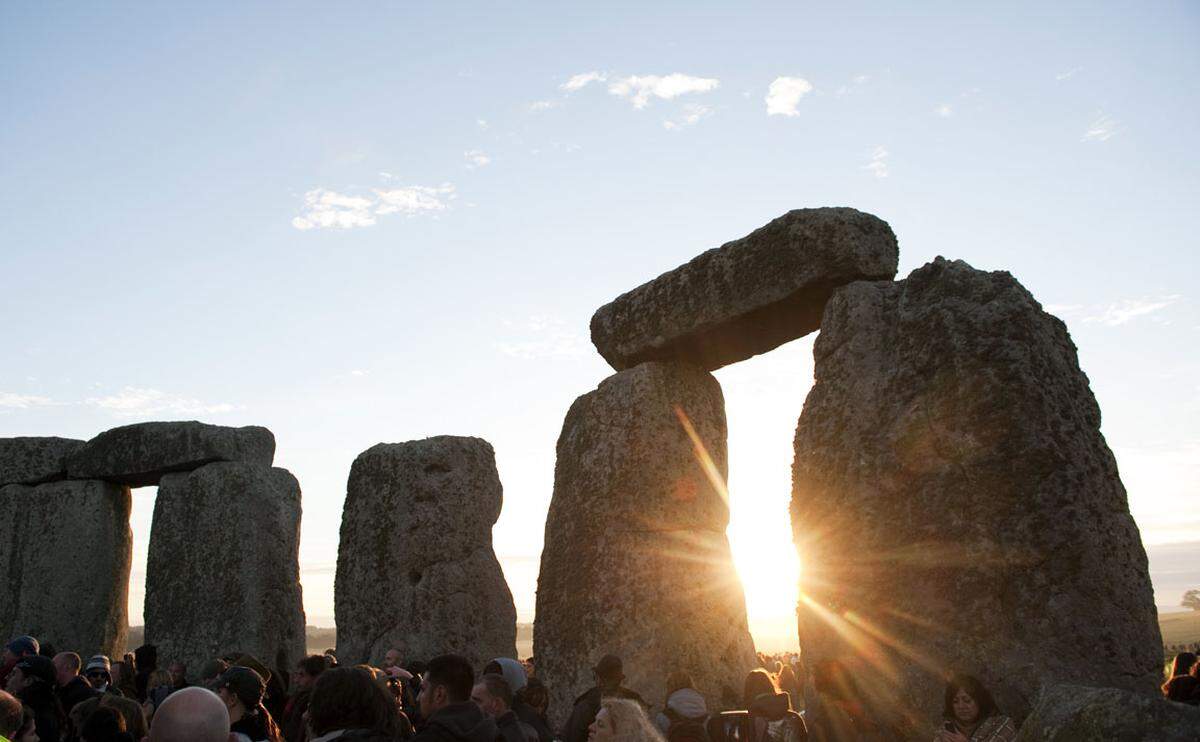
[15,655,55,684]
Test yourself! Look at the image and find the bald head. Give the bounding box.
[149,687,230,742]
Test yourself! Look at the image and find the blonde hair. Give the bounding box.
[600,698,664,742]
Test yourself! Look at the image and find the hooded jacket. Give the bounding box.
[654,688,708,735]
[512,700,553,742]
[411,701,499,742]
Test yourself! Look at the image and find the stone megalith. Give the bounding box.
[145,462,305,682]
[335,436,516,669]
[0,479,131,657]
[791,258,1162,734]
[0,436,85,486]
[68,421,275,487]
[590,207,898,372]
[536,362,756,726]
[1015,684,1200,741]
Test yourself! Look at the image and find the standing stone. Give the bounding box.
[791,258,1162,734]
[1015,684,1200,741]
[536,362,756,727]
[0,479,130,657]
[145,462,304,683]
[335,436,516,669]
[590,207,899,372]
[68,421,275,487]
[0,436,85,486]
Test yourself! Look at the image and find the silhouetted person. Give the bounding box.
[148,686,231,742]
[411,654,497,742]
[653,671,707,740]
[483,658,550,742]
[472,673,538,742]
[81,705,136,742]
[307,666,409,741]
[7,655,65,742]
[1,637,40,691]
[562,655,645,742]
[216,666,283,742]
[281,655,327,742]
[55,652,99,714]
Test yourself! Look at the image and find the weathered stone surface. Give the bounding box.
[1016,684,1200,741]
[536,362,756,727]
[0,479,130,657]
[0,436,85,486]
[590,207,899,372]
[335,436,516,669]
[791,258,1162,735]
[68,421,275,487]
[145,462,304,683]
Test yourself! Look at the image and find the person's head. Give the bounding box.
[594,655,624,691]
[84,656,112,690]
[199,658,228,685]
[943,675,998,727]
[307,667,399,738]
[471,674,513,718]
[742,669,778,709]
[383,649,403,669]
[134,645,157,673]
[517,677,549,716]
[148,668,172,691]
[109,661,127,687]
[53,652,82,687]
[1170,652,1197,678]
[294,655,327,692]
[215,666,265,718]
[167,661,187,688]
[3,637,39,665]
[419,654,474,718]
[9,656,55,695]
[483,658,528,694]
[323,650,337,668]
[588,698,662,742]
[81,704,126,741]
[777,664,797,687]
[0,690,21,738]
[149,687,231,742]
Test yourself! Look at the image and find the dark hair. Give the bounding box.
[82,705,127,739]
[1170,652,1197,678]
[299,655,328,678]
[134,645,158,673]
[308,667,399,737]
[0,693,20,738]
[479,673,513,709]
[425,655,474,704]
[943,674,998,723]
[1162,674,1199,702]
[742,669,778,709]
[517,677,549,714]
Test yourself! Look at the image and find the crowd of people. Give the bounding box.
[2,633,1196,742]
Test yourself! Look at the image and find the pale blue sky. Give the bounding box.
[3,2,1197,649]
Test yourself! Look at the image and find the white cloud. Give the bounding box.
[476,119,489,130]
[494,315,588,361]
[293,183,456,229]
[464,150,491,169]
[87,387,235,417]
[561,71,606,92]
[0,392,54,409]
[1087,296,1181,326]
[663,104,713,131]
[765,76,813,117]
[608,73,720,109]
[852,74,870,85]
[1082,113,1118,142]
[1056,67,1083,81]
[935,103,953,117]
[863,146,889,179]
[529,100,558,112]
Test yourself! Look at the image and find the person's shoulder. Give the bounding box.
[617,687,645,704]
[573,687,601,707]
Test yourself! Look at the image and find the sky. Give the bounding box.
[2,2,1198,652]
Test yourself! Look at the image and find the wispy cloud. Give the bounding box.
[0,392,54,409]
[561,71,606,92]
[529,100,558,112]
[86,387,235,417]
[1082,113,1118,142]
[934,103,953,117]
[663,103,713,131]
[464,150,491,169]
[765,76,813,116]
[476,119,489,130]
[863,146,889,179]
[293,183,455,230]
[1055,67,1083,81]
[1048,295,1182,326]
[493,316,588,361]
[608,73,719,109]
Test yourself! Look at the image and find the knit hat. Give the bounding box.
[5,636,39,656]
[85,655,113,675]
[217,666,265,708]
[15,655,55,684]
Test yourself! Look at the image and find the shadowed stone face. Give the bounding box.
[791,258,1162,734]
[535,362,756,727]
[335,436,516,669]
[0,437,85,486]
[0,479,130,657]
[1015,684,1200,741]
[68,421,275,487]
[590,207,899,372]
[145,462,305,684]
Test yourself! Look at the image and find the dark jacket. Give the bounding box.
[496,710,538,742]
[232,709,277,742]
[281,687,312,742]
[562,687,646,742]
[58,675,100,714]
[512,700,553,742]
[410,701,499,742]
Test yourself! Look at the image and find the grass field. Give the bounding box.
[1159,611,1200,648]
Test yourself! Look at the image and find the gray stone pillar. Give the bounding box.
[335,436,517,669]
[0,479,131,657]
[791,258,1162,734]
[535,361,756,726]
[145,462,305,683]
